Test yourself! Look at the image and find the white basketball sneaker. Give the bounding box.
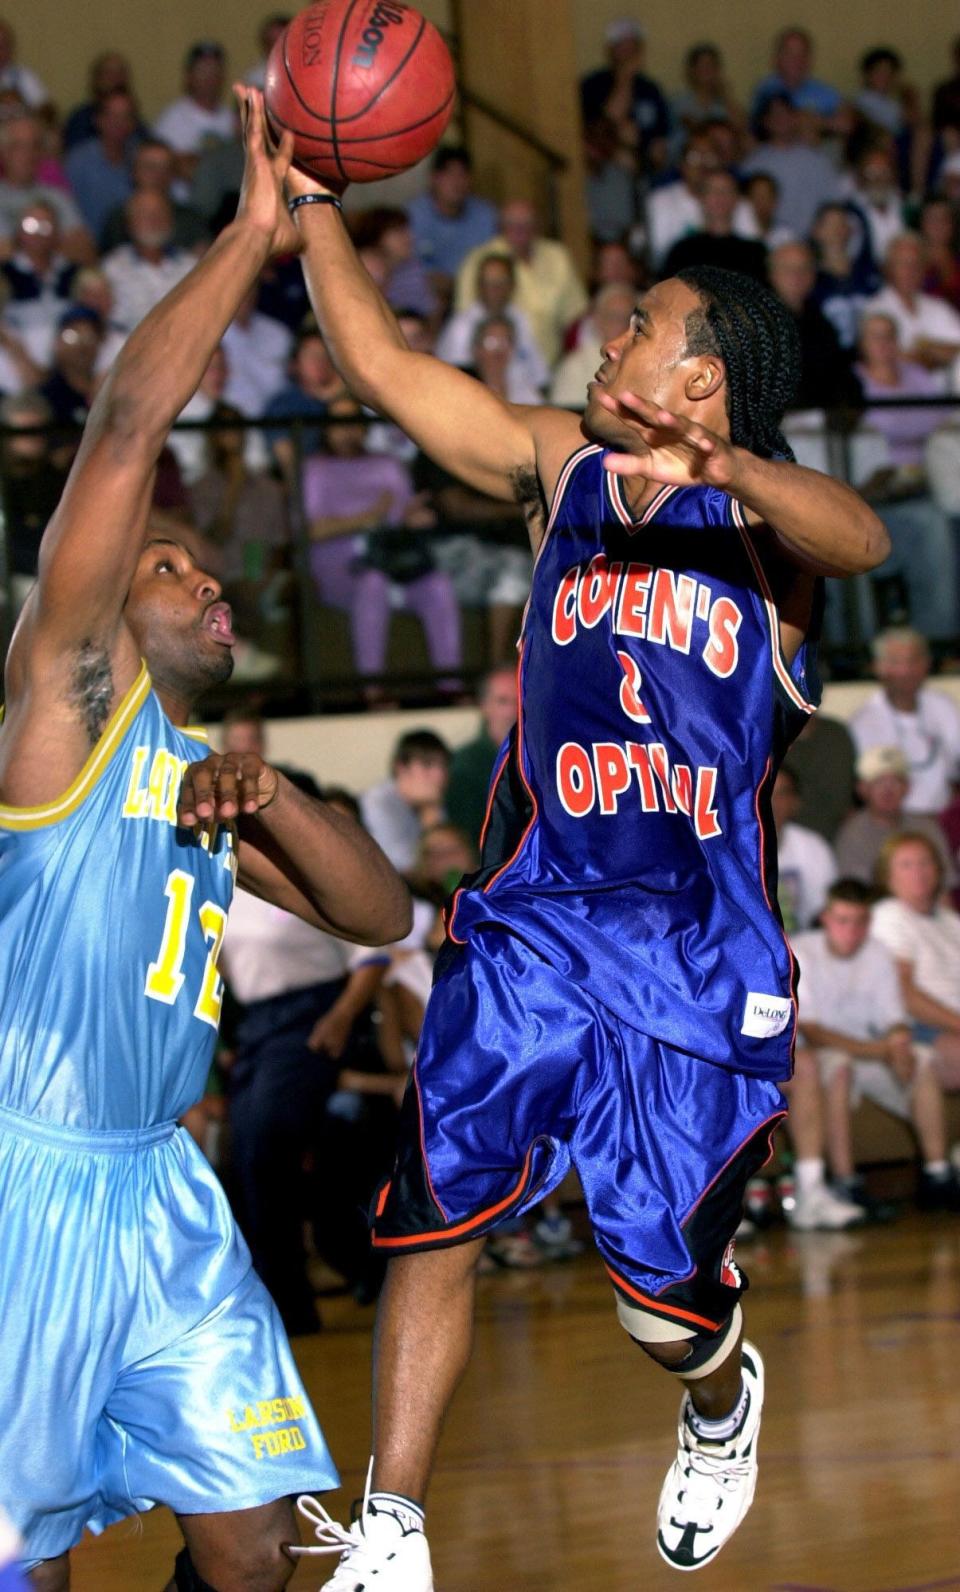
[293,1470,434,1592]
[656,1341,764,1572]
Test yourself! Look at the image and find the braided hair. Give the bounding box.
[675,266,801,461]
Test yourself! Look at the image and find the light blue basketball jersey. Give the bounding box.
[0,663,236,1130]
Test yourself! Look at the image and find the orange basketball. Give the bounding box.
[264,0,457,185]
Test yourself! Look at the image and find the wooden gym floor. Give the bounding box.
[73,1215,960,1591]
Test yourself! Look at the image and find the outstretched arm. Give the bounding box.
[0,89,299,808]
[177,752,412,943]
[598,391,891,576]
[285,121,580,525]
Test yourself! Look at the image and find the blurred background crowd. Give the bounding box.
[5,13,960,1330]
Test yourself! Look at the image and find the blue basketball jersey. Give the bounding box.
[0,664,235,1129]
[448,445,821,1080]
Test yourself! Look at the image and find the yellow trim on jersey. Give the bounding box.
[179,727,210,743]
[0,662,152,830]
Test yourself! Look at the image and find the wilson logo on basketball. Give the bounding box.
[352,0,406,68]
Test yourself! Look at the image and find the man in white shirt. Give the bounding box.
[0,18,49,110]
[646,128,756,268]
[773,765,838,931]
[871,832,960,1094]
[102,191,193,335]
[153,42,234,187]
[221,770,390,1333]
[849,627,960,814]
[795,878,959,1213]
[550,284,634,408]
[865,233,960,378]
[222,287,293,417]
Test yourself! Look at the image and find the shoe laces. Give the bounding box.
[676,1417,753,1521]
[291,1459,374,1560]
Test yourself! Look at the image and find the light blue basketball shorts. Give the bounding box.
[0,1105,339,1569]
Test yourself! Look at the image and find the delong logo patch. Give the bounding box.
[741,992,792,1038]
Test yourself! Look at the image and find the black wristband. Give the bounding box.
[288,192,343,215]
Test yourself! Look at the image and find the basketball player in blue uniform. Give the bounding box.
[275,99,890,1586]
[0,92,410,1591]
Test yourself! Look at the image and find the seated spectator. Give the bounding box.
[99,137,208,254]
[855,312,947,474]
[772,765,837,931]
[843,148,907,272]
[850,628,960,815]
[350,206,437,322]
[186,118,244,230]
[455,199,588,366]
[70,265,126,373]
[221,705,267,758]
[872,831,960,1090]
[0,18,49,112]
[464,313,543,404]
[242,13,291,88]
[768,241,863,413]
[153,41,234,188]
[644,128,719,269]
[188,403,292,662]
[63,89,141,246]
[932,35,960,135]
[0,390,65,609]
[1,202,77,367]
[445,665,518,848]
[436,252,546,391]
[62,50,141,150]
[661,169,767,281]
[811,203,880,350]
[361,729,451,874]
[302,395,461,702]
[38,305,104,431]
[0,283,41,394]
[795,878,960,1213]
[671,43,746,150]
[0,115,94,262]
[784,712,856,843]
[582,114,637,246]
[866,233,960,377]
[741,172,793,251]
[102,191,194,335]
[751,26,848,135]
[550,283,634,407]
[219,773,390,1333]
[406,145,498,300]
[856,47,908,136]
[740,95,841,240]
[264,327,345,480]
[836,746,956,886]
[579,18,670,179]
[919,198,960,313]
[220,286,292,418]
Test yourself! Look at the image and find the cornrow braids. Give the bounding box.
[675,266,801,461]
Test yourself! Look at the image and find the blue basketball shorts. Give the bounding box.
[0,1105,338,1569]
[372,929,786,1333]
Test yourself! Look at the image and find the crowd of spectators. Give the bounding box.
[5,20,960,1291]
[4,20,960,688]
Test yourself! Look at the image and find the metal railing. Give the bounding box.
[2,394,960,712]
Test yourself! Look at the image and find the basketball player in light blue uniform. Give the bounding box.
[275,108,892,1588]
[0,91,410,1591]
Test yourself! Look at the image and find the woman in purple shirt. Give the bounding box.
[303,395,461,699]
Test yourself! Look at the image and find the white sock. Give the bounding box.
[924,1160,950,1178]
[368,1492,425,1534]
[795,1157,825,1197]
[687,1378,750,1442]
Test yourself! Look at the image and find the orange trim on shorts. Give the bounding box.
[754,755,800,1060]
[372,1143,537,1250]
[603,1264,722,1332]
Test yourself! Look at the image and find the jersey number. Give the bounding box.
[145,869,227,1028]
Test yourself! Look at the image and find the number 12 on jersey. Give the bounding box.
[145,868,227,1028]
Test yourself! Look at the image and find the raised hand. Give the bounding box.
[178,751,280,827]
[596,390,738,490]
[234,83,302,257]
